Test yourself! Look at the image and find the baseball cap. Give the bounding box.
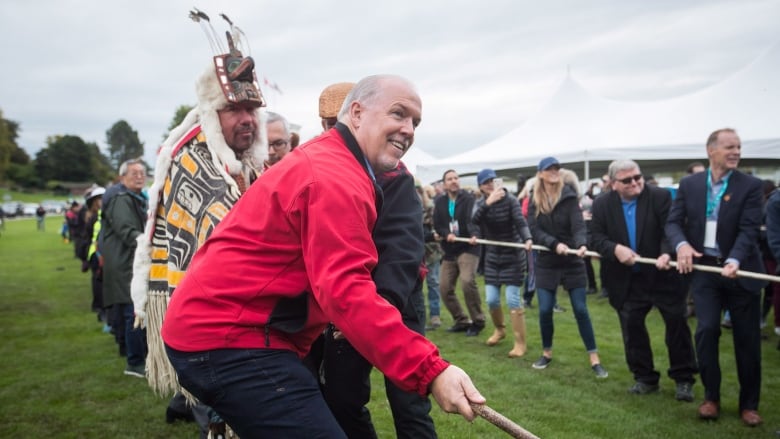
[477,168,498,185]
[538,156,560,172]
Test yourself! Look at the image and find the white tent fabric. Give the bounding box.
[417,42,780,183]
[401,145,436,176]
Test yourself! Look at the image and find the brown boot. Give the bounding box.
[486,307,506,346]
[508,308,527,358]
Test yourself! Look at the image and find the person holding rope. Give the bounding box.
[472,168,532,357]
[665,128,766,427]
[590,159,697,400]
[527,156,608,378]
[309,81,438,438]
[161,74,485,438]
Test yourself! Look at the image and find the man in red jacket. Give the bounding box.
[162,74,484,438]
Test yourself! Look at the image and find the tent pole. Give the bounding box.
[584,151,590,184]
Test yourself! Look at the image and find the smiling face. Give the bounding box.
[349,77,422,173]
[218,102,259,153]
[707,130,741,175]
[611,166,644,201]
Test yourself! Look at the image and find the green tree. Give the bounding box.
[87,141,115,185]
[0,110,14,182]
[106,120,144,170]
[34,135,94,182]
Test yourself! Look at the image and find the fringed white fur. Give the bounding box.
[145,292,180,396]
[195,63,268,181]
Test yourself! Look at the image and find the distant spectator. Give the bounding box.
[35,204,46,231]
[102,158,148,378]
[686,161,706,175]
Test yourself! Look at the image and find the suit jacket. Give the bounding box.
[665,169,767,292]
[590,185,681,309]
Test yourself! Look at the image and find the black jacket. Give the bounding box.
[433,190,480,259]
[472,188,531,285]
[590,185,683,309]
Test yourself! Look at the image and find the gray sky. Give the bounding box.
[1,0,778,169]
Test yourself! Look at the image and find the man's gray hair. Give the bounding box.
[607,159,641,181]
[337,74,416,120]
[119,158,145,176]
[266,111,290,136]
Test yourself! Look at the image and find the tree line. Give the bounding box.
[0,105,192,190]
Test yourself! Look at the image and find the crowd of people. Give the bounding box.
[55,13,780,438]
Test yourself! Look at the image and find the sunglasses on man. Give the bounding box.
[616,174,643,185]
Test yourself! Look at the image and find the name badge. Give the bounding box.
[449,220,459,235]
[704,220,717,248]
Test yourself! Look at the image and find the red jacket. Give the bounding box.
[162,127,448,396]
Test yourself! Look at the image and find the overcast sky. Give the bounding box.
[1,0,778,169]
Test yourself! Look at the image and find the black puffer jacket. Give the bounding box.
[528,184,587,280]
[472,188,531,285]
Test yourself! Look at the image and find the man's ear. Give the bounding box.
[348,101,363,128]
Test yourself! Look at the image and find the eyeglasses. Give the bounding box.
[616,174,643,185]
[269,139,289,150]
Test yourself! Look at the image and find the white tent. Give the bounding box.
[417,42,780,184]
[402,146,437,176]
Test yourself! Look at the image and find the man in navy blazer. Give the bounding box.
[591,159,697,401]
[665,128,766,427]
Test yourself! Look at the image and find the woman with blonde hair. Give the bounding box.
[527,156,607,378]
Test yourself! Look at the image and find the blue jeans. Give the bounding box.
[485,284,522,310]
[121,303,147,367]
[537,287,597,352]
[426,259,441,318]
[166,346,347,439]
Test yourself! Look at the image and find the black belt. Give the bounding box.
[697,255,725,266]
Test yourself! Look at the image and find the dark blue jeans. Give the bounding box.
[166,346,347,439]
[537,287,597,352]
[121,303,146,367]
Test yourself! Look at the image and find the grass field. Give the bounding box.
[1,214,778,438]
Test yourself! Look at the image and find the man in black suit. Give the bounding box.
[591,159,697,401]
[665,128,766,427]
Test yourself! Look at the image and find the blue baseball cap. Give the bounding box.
[538,156,560,172]
[477,169,498,185]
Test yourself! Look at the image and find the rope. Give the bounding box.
[470,403,541,438]
[452,237,780,283]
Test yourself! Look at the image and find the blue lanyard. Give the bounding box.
[448,198,455,219]
[705,168,730,218]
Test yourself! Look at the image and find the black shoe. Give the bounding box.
[675,381,694,402]
[465,323,485,337]
[524,299,534,309]
[446,322,471,333]
[166,407,195,424]
[628,381,659,394]
[586,288,597,295]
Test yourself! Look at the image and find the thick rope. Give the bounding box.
[453,237,780,283]
[470,403,541,438]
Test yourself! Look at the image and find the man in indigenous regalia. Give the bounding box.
[130,10,267,437]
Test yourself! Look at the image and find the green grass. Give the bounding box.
[1,216,778,438]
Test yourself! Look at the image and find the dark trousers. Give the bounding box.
[167,346,347,439]
[616,276,697,385]
[691,271,762,411]
[320,283,437,439]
